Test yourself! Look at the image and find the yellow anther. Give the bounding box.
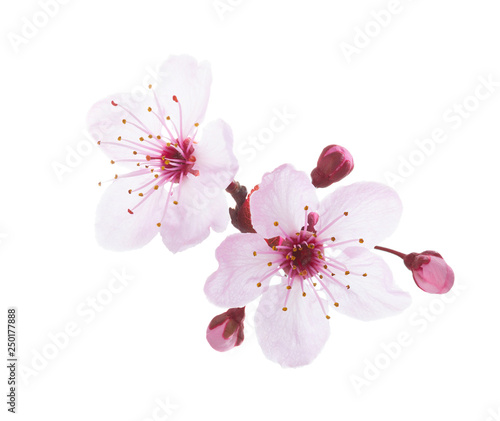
[154,185,159,190]
[166,116,171,120]
[257,282,262,287]
[363,273,367,277]
[308,244,315,249]
[292,265,297,270]
[304,206,309,210]
[114,174,118,179]
[157,135,161,139]
[334,302,339,307]
[148,84,152,89]
[282,307,288,312]
[98,182,101,186]
[253,251,257,256]
[272,246,277,251]
[148,135,153,139]
[157,223,161,227]
[291,256,296,261]
[173,201,178,205]
[194,123,199,127]
[110,160,115,164]
[274,221,279,226]
[295,232,300,236]
[117,136,122,141]
[293,247,297,252]
[138,193,144,197]
[302,292,306,297]
[128,189,132,194]
[286,286,291,290]
[331,237,336,242]
[326,315,331,320]
[359,238,364,244]
[323,264,328,269]
[147,107,152,112]
[345,271,350,275]
[331,273,335,276]
[346,285,351,289]
[122,119,126,124]
[140,137,144,141]
[133,151,137,155]
[154,174,159,178]
[267,262,272,267]
[313,283,317,287]
[319,275,323,279]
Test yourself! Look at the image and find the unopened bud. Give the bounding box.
[227,183,258,233]
[206,307,245,352]
[311,145,354,188]
[404,251,454,294]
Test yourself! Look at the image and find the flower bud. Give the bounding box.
[404,251,454,294]
[227,183,258,233]
[206,307,245,352]
[311,145,354,188]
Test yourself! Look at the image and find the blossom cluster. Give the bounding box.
[89,55,454,367]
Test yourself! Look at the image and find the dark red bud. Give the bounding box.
[207,307,245,352]
[311,145,354,188]
[227,183,259,233]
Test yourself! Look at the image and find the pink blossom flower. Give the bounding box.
[204,164,411,367]
[404,251,454,294]
[206,307,245,352]
[88,55,238,253]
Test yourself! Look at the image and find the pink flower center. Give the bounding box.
[254,207,368,319]
[99,92,201,227]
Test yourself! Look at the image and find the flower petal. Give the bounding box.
[318,182,402,249]
[160,176,229,253]
[254,283,330,367]
[204,234,277,308]
[329,247,411,321]
[156,55,212,138]
[95,176,166,251]
[87,92,163,165]
[193,119,238,189]
[251,164,319,238]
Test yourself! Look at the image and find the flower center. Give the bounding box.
[253,207,368,319]
[280,232,324,278]
[99,91,201,227]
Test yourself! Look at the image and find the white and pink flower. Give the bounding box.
[204,164,411,367]
[88,55,238,253]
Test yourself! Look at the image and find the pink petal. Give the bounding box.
[193,119,238,189]
[318,182,402,249]
[160,177,229,253]
[250,164,319,239]
[156,55,212,138]
[204,234,276,308]
[254,284,330,368]
[95,177,166,251]
[330,247,411,320]
[87,92,163,164]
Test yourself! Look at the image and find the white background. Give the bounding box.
[1,0,500,420]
